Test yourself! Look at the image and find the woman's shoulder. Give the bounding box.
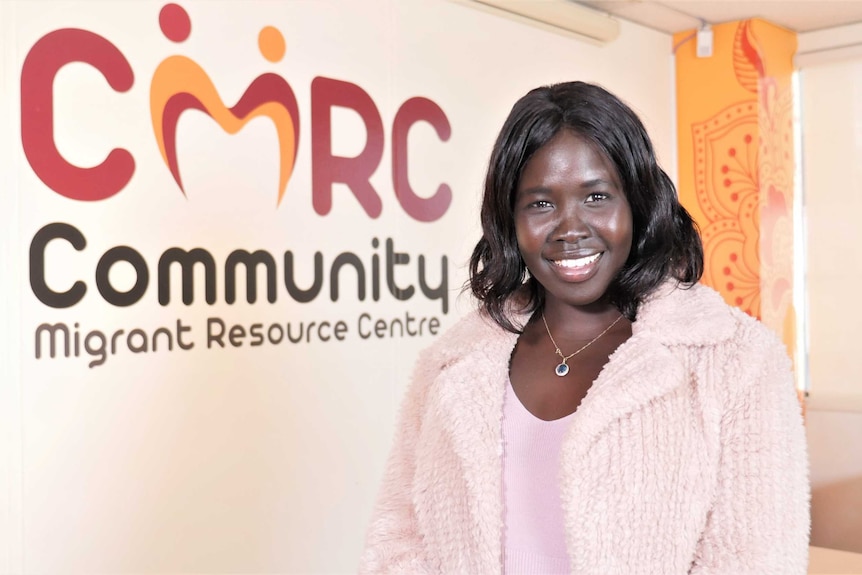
[394,303,525,415]
[638,281,792,393]
[418,307,518,367]
[638,281,789,357]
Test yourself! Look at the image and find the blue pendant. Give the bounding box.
[555,363,569,377]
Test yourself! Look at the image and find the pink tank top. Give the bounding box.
[502,378,575,575]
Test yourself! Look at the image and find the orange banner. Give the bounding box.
[675,19,797,356]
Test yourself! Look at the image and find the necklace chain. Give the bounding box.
[541,312,624,377]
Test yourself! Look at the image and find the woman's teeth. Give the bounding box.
[553,253,600,268]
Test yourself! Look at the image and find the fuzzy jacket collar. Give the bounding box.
[632,281,737,345]
[457,280,738,351]
[438,280,739,470]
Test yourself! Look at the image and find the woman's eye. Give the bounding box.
[585,192,609,203]
[529,200,553,209]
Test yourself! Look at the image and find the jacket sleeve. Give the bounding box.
[690,327,810,575]
[358,354,436,575]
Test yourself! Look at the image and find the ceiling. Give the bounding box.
[575,1,862,34]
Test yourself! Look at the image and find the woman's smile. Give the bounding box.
[549,251,602,281]
[514,130,633,308]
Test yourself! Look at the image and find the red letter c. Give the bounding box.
[391,97,452,222]
[21,29,135,201]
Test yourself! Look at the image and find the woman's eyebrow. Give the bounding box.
[580,177,616,188]
[516,186,551,196]
[518,179,616,193]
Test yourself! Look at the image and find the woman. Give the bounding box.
[359,82,809,575]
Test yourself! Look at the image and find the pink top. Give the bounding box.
[501,378,575,575]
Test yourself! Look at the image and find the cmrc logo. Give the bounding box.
[20,3,452,221]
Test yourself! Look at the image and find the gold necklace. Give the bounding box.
[541,312,624,377]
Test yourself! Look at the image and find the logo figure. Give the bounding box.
[151,3,300,204]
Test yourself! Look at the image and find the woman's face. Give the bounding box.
[514,130,633,310]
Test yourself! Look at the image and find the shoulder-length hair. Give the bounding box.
[468,81,703,333]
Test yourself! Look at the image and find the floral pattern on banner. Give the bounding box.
[692,101,760,318]
[690,19,794,332]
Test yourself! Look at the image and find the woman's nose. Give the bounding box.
[552,204,589,242]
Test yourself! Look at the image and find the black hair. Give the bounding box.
[468,81,703,333]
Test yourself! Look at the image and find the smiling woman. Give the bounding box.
[513,131,633,313]
[359,81,810,575]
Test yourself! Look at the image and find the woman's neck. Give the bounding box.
[539,299,623,341]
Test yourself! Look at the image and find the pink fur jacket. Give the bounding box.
[359,282,810,574]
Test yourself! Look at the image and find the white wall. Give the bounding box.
[0,1,674,572]
[799,60,862,404]
[798,25,862,553]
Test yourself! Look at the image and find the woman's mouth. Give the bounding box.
[549,252,602,281]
